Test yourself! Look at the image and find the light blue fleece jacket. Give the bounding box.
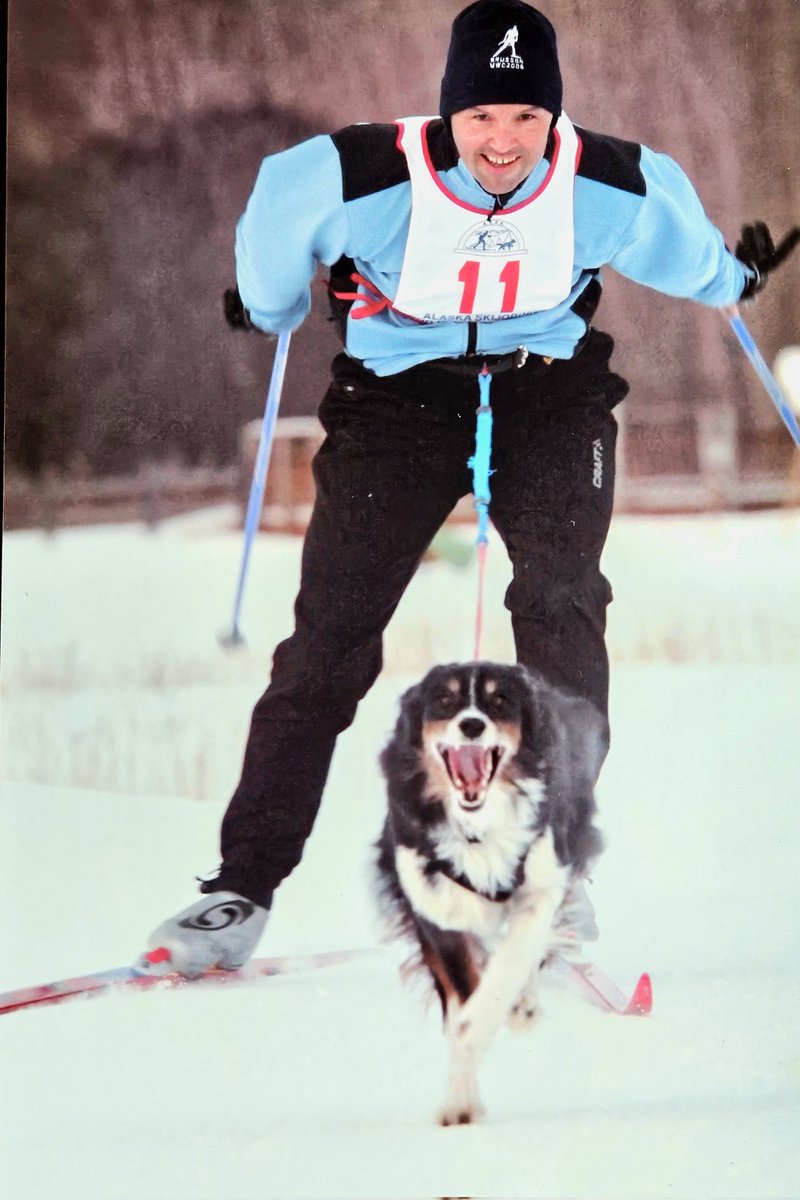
[236,120,747,375]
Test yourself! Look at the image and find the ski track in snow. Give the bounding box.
[1,509,799,1198]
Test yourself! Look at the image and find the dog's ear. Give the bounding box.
[394,682,425,749]
[379,683,425,786]
[547,692,608,870]
[556,694,609,789]
[517,667,608,783]
[517,666,557,756]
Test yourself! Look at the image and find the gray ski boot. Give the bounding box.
[550,878,599,956]
[138,891,270,976]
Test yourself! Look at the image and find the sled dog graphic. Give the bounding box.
[456,219,526,256]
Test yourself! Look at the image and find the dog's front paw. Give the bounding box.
[438,1090,486,1127]
[507,991,539,1032]
[438,1099,486,1126]
[439,1058,485,1126]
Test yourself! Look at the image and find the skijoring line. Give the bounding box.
[467,365,495,659]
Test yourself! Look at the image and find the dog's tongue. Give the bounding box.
[445,746,488,786]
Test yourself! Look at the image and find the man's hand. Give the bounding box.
[223,286,255,330]
[737,222,800,300]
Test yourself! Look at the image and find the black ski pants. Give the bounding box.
[207,330,628,906]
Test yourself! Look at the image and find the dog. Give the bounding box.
[375,661,607,1125]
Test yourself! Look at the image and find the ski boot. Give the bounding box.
[137,891,271,977]
[550,878,599,956]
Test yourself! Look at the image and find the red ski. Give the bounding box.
[0,948,651,1018]
[549,953,653,1016]
[0,947,372,1016]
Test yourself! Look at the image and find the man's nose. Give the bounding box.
[486,129,517,151]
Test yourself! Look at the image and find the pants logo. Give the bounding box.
[592,438,603,488]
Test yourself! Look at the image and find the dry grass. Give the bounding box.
[2,510,798,801]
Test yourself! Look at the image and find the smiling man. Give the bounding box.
[451,104,551,193]
[141,0,796,974]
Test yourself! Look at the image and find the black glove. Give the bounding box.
[736,222,800,300]
[223,285,255,330]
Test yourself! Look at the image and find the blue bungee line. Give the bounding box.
[467,365,494,659]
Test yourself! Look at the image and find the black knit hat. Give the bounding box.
[439,0,562,120]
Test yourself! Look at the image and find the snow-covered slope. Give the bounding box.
[1,510,799,1197]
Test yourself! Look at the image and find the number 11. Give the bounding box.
[457,260,520,315]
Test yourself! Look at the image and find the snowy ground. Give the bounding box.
[2,508,799,1198]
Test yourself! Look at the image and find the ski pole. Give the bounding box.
[219,330,292,648]
[726,306,800,449]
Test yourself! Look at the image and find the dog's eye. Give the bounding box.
[430,693,459,717]
[486,694,513,716]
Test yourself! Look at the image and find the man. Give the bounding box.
[141,0,796,973]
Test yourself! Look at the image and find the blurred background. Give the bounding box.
[6,0,800,525]
[2,1,799,805]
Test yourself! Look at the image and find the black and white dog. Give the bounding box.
[376,661,607,1125]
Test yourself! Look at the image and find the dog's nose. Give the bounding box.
[458,717,486,740]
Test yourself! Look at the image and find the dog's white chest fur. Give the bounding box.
[395,798,561,943]
[395,844,505,938]
[432,777,545,898]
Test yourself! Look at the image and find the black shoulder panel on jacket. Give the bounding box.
[574,127,646,197]
[330,118,458,201]
[426,118,460,171]
[330,123,410,201]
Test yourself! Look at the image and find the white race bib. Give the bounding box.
[392,113,579,323]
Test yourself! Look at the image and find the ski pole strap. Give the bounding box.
[467,366,494,659]
[727,306,800,448]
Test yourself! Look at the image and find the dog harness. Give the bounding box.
[425,854,527,904]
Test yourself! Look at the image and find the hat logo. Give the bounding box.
[490,25,524,70]
[456,218,526,256]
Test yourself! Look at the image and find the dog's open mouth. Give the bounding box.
[439,744,503,809]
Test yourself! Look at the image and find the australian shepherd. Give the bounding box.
[376,661,608,1125]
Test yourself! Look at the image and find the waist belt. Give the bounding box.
[425,346,553,376]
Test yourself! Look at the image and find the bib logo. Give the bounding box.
[490,25,524,70]
[457,219,527,255]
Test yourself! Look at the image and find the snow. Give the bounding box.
[1,508,799,1198]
